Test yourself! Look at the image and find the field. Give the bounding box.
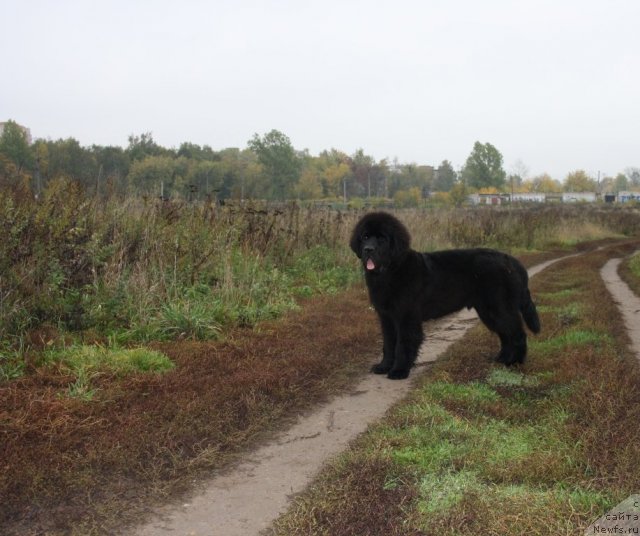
[3,193,640,534]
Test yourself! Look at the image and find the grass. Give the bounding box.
[57,345,174,375]
[3,193,640,533]
[618,249,640,297]
[0,288,383,535]
[272,240,640,536]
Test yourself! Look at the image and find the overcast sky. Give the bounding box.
[2,0,638,180]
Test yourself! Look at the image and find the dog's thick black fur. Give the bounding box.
[350,212,540,379]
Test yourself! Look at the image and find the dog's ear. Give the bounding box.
[349,224,363,258]
[390,219,411,257]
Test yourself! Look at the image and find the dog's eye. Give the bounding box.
[362,233,369,240]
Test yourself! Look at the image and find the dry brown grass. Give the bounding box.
[0,288,380,535]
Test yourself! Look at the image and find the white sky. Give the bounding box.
[1,0,638,180]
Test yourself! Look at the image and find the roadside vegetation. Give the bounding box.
[3,186,640,533]
[272,242,640,536]
[619,248,640,296]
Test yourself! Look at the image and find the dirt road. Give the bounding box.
[134,254,586,536]
[601,256,640,358]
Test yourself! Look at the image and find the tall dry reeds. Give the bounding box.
[2,180,640,352]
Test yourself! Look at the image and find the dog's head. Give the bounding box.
[350,212,411,274]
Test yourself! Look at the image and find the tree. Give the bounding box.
[525,173,562,193]
[248,130,301,199]
[387,162,433,198]
[91,145,130,196]
[564,170,596,192]
[295,166,323,199]
[177,142,219,162]
[0,120,34,172]
[393,187,422,207]
[128,155,187,196]
[449,182,468,207]
[625,167,640,187]
[43,137,97,187]
[126,132,170,162]
[613,173,629,192]
[461,142,506,189]
[323,161,352,198]
[433,160,457,192]
[350,148,376,197]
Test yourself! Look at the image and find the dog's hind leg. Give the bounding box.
[495,327,527,365]
[387,317,423,380]
[476,305,527,366]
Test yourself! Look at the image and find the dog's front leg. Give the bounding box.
[371,313,396,374]
[388,317,423,380]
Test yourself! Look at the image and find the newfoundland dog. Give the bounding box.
[350,211,540,379]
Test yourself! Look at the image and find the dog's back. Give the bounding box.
[424,248,539,333]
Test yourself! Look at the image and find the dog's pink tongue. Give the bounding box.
[366,259,375,271]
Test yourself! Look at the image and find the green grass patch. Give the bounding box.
[486,368,543,388]
[627,250,640,279]
[49,344,174,399]
[59,345,174,376]
[537,288,579,301]
[0,346,25,382]
[530,329,611,356]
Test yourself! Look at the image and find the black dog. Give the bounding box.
[350,211,540,379]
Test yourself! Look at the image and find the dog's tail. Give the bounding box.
[520,288,541,334]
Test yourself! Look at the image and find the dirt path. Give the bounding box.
[134,255,576,536]
[601,256,640,358]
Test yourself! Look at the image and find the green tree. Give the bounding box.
[0,120,34,172]
[177,142,219,162]
[461,142,506,189]
[433,160,457,192]
[186,160,223,198]
[91,145,130,196]
[128,155,188,196]
[387,162,432,198]
[350,148,376,197]
[613,173,629,192]
[564,170,596,192]
[43,137,97,187]
[625,167,640,187]
[126,132,171,162]
[248,130,301,199]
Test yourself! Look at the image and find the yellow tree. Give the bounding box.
[564,170,596,192]
[323,162,351,198]
[295,167,323,199]
[526,173,563,193]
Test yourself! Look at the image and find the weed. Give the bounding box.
[65,368,98,400]
[0,346,25,381]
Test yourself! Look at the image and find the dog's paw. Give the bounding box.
[495,352,517,365]
[387,368,410,380]
[371,363,392,374]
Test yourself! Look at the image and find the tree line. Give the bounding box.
[1,120,638,204]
